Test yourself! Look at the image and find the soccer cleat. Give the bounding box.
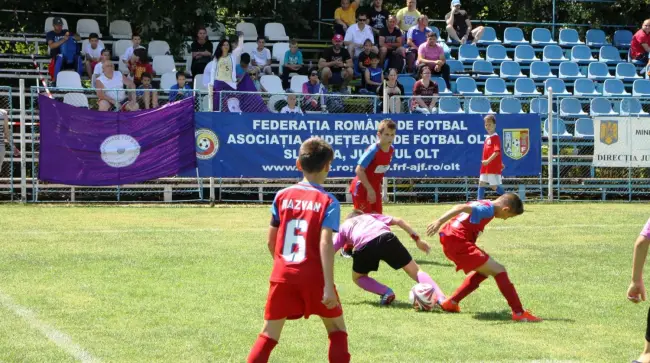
[440,299,461,313]
[380,289,395,306]
[512,310,542,322]
[340,243,353,258]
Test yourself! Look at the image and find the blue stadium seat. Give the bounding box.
[560,97,587,117]
[514,78,541,96]
[455,77,482,95]
[602,79,631,97]
[499,61,525,79]
[499,97,524,114]
[571,45,596,63]
[542,45,568,63]
[587,62,613,81]
[514,45,539,63]
[544,78,569,95]
[458,44,483,63]
[485,45,510,63]
[431,76,452,94]
[477,27,501,45]
[590,97,617,116]
[618,98,648,115]
[531,28,557,46]
[503,27,528,45]
[573,79,600,96]
[543,116,573,138]
[472,60,497,79]
[559,28,583,47]
[615,63,641,81]
[613,30,633,48]
[447,59,465,77]
[484,78,511,96]
[633,79,650,97]
[531,97,549,114]
[574,118,594,138]
[558,62,585,80]
[430,26,441,38]
[398,75,416,96]
[438,97,464,114]
[468,97,495,114]
[586,29,609,47]
[530,61,555,80]
[599,46,622,64]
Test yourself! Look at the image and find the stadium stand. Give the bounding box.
[574,117,594,138]
[499,97,523,113]
[109,20,132,39]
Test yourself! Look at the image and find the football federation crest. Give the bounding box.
[502,129,530,160]
[195,129,219,160]
[600,120,618,145]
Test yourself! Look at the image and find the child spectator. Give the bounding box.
[136,72,158,109]
[302,68,327,111]
[363,53,383,94]
[251,36,273,75]
[120,34,145,74]
[236,53,251,83]
[92,49,111,87]
[357,39,375,75]
[168,72,193,101]
[83,33,104,78]
[280,93,304,114]
[281,39,304,89]
[130,48,154,87]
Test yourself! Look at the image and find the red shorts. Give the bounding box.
[90,60,99,70]
[264,282,343,320]
[350,182,382,214]
[440,234,490,274]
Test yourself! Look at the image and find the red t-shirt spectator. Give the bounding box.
[132,63,154,86]
[411,79,438,108]
[480,133,502,174]
[630,28,650,59]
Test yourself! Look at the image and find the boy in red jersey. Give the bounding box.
[426,193,542,322]
[478,115,505,200]
[248,137,350,363]
[349,119,396,214]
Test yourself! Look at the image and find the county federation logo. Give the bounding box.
[502,128,530,160]
[600,120,618,145]
[195,129,219,160]
[100,134,140,168]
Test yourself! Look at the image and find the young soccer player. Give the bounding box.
[247,137,350,363]
[626,217,650,363]
[333,210,446,305]
[426,193,542,322]
[349,119,396,214]
[478,115,505,200]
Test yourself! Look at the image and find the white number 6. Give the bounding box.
[282,219,308,263]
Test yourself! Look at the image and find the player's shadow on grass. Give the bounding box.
[472,309,575,323]
[414,259,454,267]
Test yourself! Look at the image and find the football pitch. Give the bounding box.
[0,203,647,362]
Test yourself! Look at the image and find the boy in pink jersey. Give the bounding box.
[333,210,446,305]
[626,217,650,363]
[426,193,542,322]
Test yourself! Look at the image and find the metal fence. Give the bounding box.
[0,86,15,200]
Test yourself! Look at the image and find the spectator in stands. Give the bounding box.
[130,48,154,87]
[168,72,193,102]
[302,68,327,111]
[376,68,405,113]
[203,32,245,90]
[379,15,405,71]
[344,11,377,58]
[136,72,158,109]
[319,34,354,89]
[417,32,450,89]
[445,0,485,45]
[83,33,104,78]
[362,53,383,93]
[406,15,432,73]
[630,19,650,65]
[396,0,421,33]
[358,39,375,75]
[0,109,7,169]
[92,49,111,87]
[120,34,145,75]
[46,17,82,81]
[190,27,214,77]
[368,0,389,41]
[251,36,273,75]
[249,68,264,92]
[411,65,439,114]
[96,60,138,111]
[281,39,304,89]
[334,0,360,36]
[237,53,251,83]
[280,93,304,114]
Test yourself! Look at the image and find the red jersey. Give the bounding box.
[631,29,650,59]
[480,133,502,174]
[269,181,340,285]
[350,143,394,190]
[441,200,495,243]
[132,63,154,85]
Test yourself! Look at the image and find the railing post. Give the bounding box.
[19,79,27,203]
[547,86,553,201]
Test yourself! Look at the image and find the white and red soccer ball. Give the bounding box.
[409,283,437,311]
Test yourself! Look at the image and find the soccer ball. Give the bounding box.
[198,138,211,151]
[408,283,436,311]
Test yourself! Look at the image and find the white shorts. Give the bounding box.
[479,174,502,186]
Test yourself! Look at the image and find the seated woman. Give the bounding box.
[410,65,439,114]
[376,68,405,113]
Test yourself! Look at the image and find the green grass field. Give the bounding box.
[0,203,647,362]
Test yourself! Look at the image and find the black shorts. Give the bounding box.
[456,28,474,42]
[646,307,650,342]
[352,232,413,274]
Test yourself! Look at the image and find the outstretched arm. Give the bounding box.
[426,204,473,236]
[391,217,430,254]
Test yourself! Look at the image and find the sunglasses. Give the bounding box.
[358,18,367,21]
[310,73,318,76]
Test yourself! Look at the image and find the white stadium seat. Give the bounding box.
[44,17,69,32]
[236,22,259,41]
[63,93,89,108]
[148,40,171,57]
[265,23,289,41]
[152,55,176,74]
[194,74,207,91]
[290,75,308,93]
[260,75,284,93]
[160,72,178,90]
[109,20,133,39]
[56,71,82,88]
[76,19,102,38]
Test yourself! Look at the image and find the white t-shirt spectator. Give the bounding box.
[280,105,303,114]
[120,45,145,63]
[250,47,272,67]
[84,41,105,60]
[344,24,375,56]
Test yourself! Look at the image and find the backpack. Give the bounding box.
[59,37,78,64]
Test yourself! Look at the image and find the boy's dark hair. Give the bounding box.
[257,35,266,42]
[298,137,334,174]
[101,48,111,56]
[363,38,374,46]
[176,71,186,79]
[89,33,99,40]
[369,52,378,60]
[378,119,397,134]
[427,31,438,39]
[346,209,364,219]
[500,193,524,215]
[289,39,298,46]
[240,53,251,65]
[132,33,141,39]
[133,48,148,63]
[484,114,496,124]
[141,72,152,80]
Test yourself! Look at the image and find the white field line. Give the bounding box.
[0,289,100,362]
[3,228,220,235]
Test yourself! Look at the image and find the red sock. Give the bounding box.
[449,271,488,303]
[494,272,524,314]
[247,334,278,363]
[328,331,351,363]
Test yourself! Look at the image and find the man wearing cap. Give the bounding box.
[445,0,484,45]
[630,19,650,66]
[46,17,82,81]
[319,35,353,89]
